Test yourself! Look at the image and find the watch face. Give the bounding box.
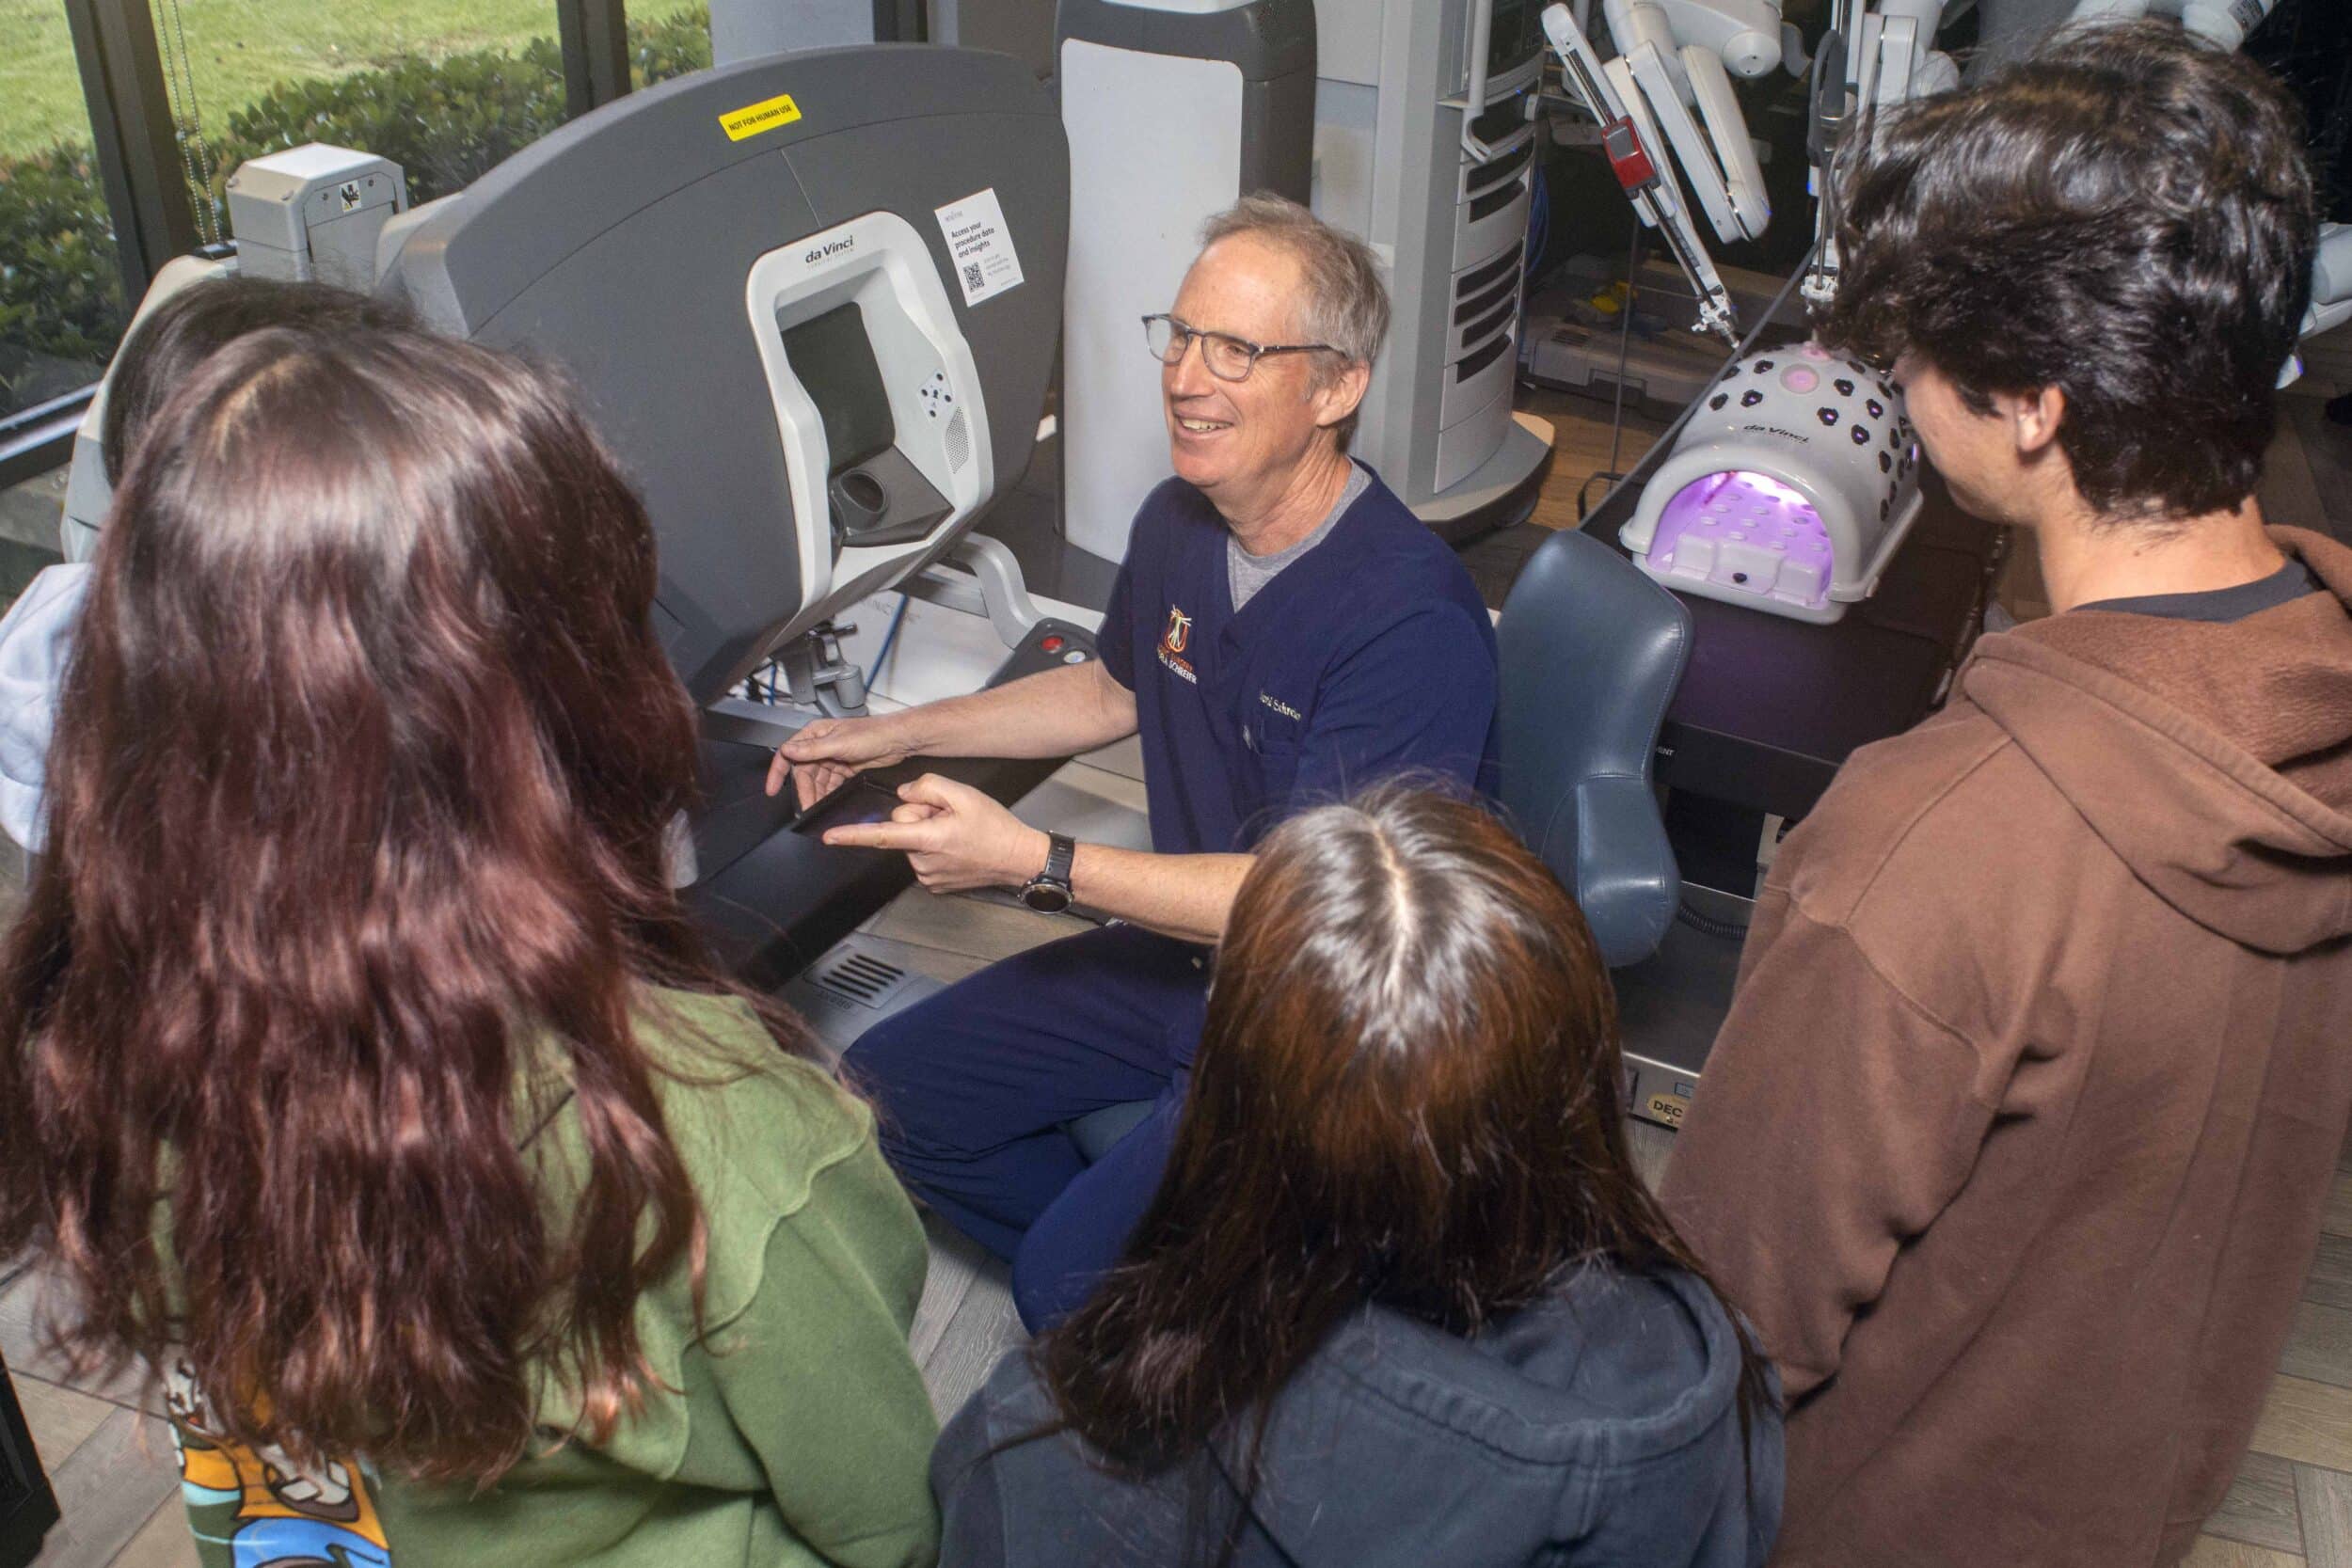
[1022,881,1073,914]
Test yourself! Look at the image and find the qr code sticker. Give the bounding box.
[935,189,1025,306]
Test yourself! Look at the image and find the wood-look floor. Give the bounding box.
[10,378,2352,1566]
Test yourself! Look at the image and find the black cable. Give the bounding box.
[1569,217,1655,521]
[1577,467,1626,519]
[1605,220,1645,486]
[1676,899,1752,942]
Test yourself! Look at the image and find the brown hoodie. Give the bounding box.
[1660,528,2352,1567]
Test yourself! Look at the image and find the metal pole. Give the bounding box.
[873,0,928,42]
[560,0,635,119]
[60,0,201,298]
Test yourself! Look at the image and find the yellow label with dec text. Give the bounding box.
[720,93,803,142]
[1645,1091,1690,1128]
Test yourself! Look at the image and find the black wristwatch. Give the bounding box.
[1020,832,1076,913]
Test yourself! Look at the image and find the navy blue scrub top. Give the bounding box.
[1098,469,1499,855]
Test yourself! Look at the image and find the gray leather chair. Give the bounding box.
[1068,528,1693,1163]
[1494,527,1692,969]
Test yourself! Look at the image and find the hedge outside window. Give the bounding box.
[0,0,130,423]
[0,3,713,424]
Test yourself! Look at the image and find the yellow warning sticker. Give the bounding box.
[719,93,803,143]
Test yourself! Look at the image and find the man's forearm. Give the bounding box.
[896,661,1136,760]
[1068,844,1252,945]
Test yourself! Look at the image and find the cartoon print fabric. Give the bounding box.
[166,1359,394,1568]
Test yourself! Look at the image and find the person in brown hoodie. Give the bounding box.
[1658,22,2352,1568]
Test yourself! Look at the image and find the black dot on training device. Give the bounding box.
[1852,426,1871,446]
[1741,390,1765,407]
[1836,378,1856,397]
[1881,499,1891,521]
[1709,393,1728,411]
[1754,359,1775,373]
[1879,451,1893,473]
[1867,399,1884,420]
[1818,407,1840,427]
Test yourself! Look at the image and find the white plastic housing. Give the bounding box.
[745,210,994,647]
[1621,343,1924,624]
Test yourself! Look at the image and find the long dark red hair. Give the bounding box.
[1038,787,1772,1499]
[0,325,806,1481]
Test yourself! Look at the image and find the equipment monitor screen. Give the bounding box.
[779,302,897,476]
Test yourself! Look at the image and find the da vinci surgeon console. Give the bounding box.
[60,47,1081,985]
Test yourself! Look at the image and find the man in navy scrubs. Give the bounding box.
[771,195,1498,1328]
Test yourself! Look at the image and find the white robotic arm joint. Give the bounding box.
[2070,0,2279,53]
[1604,0,1782,78]
[1597,0,1780,244]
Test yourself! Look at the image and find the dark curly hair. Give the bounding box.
[1818,21,2317,522]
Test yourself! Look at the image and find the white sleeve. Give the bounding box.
[0,564,93,851]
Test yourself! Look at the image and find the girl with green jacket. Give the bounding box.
[0,319,939,1568]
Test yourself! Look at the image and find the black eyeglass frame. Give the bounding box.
[1140,313,1343,383]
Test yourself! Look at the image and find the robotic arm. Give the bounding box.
[1540,0,1780,342]
[1598,0,1781,245]
[1853,0,1961,103]
[1542,1,1745,342]
[1802,0,1956,307]
[1544,0,1958,338]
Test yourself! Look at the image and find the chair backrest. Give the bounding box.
[1496,529,1693,968]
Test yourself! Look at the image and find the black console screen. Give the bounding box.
[779,302,896,475]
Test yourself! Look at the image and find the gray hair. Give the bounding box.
[1199,194,1390,447]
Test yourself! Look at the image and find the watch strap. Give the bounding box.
[1040,831,1075,889]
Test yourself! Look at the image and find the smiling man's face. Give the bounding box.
[1162,233,1341,504]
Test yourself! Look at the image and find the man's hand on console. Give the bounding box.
[768,715,917,809]
[820,774,1051,895]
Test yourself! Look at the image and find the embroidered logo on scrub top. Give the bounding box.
[1157,606,1199,685]
[1259,691,1302,721]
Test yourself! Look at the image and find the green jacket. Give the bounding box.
[165,989,939,1568]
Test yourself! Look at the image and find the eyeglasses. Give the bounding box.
[1141,314,1340,384]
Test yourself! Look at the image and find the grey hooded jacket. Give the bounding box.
[930,1266,1781,1567]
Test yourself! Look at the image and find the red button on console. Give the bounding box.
[1041,635,1065,653]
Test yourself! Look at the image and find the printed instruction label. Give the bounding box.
[934,188,1025,307]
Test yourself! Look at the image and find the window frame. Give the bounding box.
[0,0,640,489]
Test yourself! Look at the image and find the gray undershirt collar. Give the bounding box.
[1227,462,1371,612]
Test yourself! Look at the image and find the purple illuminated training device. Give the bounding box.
[1645,471,1835,611]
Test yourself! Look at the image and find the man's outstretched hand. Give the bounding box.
[819,774,1051,895]
[767,715,916,809]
